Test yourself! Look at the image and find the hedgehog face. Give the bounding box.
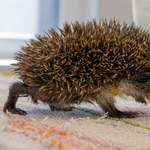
[132,79,150,101]
[131,61,150,99]
[143,91,150,101]
[136,82,150,100]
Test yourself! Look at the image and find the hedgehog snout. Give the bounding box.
[143,91,150,101]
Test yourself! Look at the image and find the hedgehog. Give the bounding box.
[3,19,150,118]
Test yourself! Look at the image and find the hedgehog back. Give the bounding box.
[14,19,150,97]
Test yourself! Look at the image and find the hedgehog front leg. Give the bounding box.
[132,94,147,104]
[96,94,138,118]
[3,82,29,115]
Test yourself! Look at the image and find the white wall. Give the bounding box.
[132,0,150,30]
[59,0,133,28]
[0,0,40,70]
[99,0,133,24]
[0,0,39,34]
[0,0,61,71]
[59,0,99,27]
[0,0,39,64]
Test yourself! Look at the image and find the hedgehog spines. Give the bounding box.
[14,19,150,100]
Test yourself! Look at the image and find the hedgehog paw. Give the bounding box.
[3,104,27,115]
[50,105,75,111]
[63,106,75,111]
[109,110,138,118]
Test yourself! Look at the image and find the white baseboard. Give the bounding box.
[0,33,35,60]
[0,59,17,66]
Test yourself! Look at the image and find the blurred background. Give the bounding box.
[0,0,150,71]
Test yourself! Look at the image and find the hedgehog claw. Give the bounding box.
[13,108,27,115]
[3,104,27,115]
[63,106,75,111]
[109,110,138,118]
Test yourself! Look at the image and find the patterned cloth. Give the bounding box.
[1,72,150,150]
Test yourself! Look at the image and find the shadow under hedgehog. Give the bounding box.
[3,19,150,118]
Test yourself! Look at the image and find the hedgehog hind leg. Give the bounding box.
[96,94,138,118]
[3,82,28,115]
